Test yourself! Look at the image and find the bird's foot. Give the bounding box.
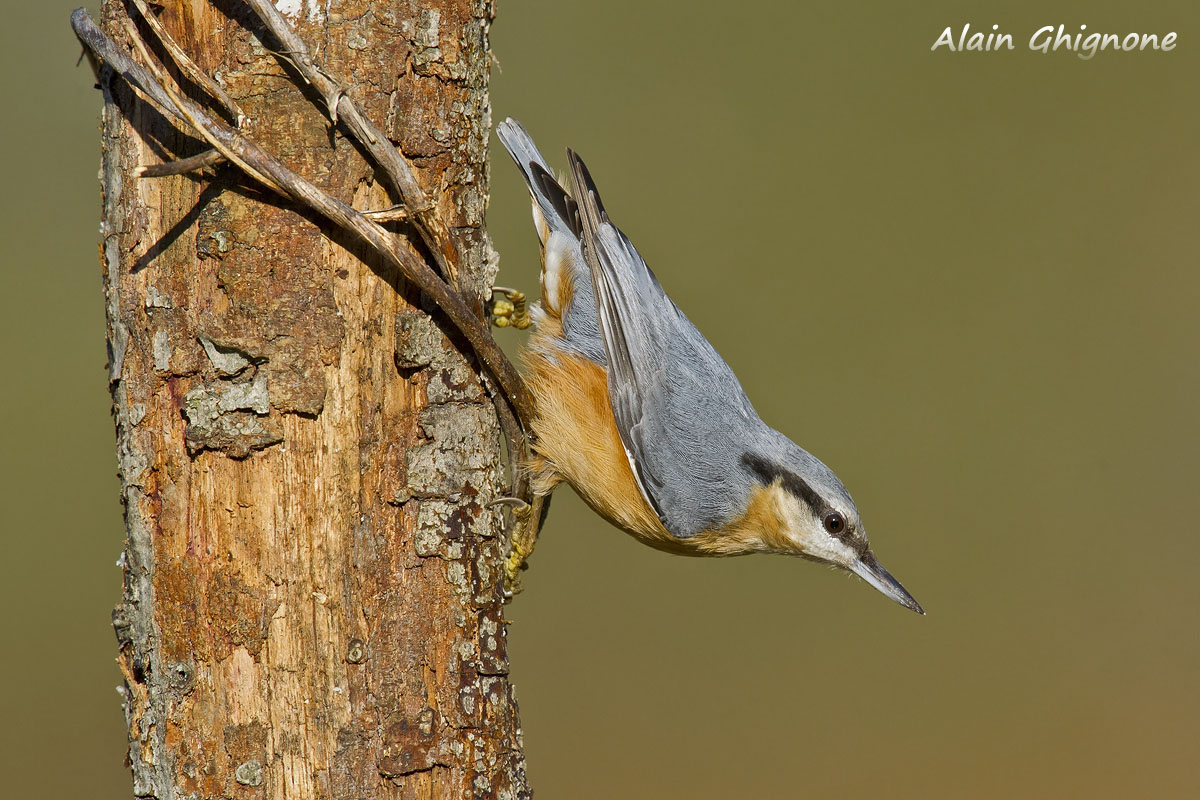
[502,544,531,599]
[490,287,532,329]
[490,493,546,600]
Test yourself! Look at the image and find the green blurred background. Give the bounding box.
[5,1,1197,797]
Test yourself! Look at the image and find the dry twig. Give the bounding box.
[70,6,534,506]
[243,0,463,293]
[134,148,223,178]
[363,204,419,222]
[129,0,242,124]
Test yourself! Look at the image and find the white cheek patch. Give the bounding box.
[805,532,858,566]
[777,492,857,565]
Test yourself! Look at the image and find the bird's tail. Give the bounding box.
[496,118,552,189]
[496,118,579,242]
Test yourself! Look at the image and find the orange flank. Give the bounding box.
[522,336,791,558]
[522,341,668,544]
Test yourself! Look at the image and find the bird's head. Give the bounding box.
[739,446,924,614]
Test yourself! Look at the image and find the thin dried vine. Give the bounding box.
[71,4,534,508]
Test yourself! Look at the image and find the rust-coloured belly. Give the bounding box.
[520,338,684,549]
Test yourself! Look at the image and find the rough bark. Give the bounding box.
[99,2,529,798]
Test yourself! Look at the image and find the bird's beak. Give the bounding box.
[849,551,924,614]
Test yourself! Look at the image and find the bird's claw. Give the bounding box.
[494,493,547,601]
[502,543,530,599]
[490,287,531,329]
[489,496,531,516]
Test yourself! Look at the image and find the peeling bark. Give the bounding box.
[100,2,528,798]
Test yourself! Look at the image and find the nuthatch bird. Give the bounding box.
[495,118,923,614]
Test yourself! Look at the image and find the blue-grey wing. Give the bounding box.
[566,151,759,537]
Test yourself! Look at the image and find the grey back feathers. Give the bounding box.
[498,118,855,538]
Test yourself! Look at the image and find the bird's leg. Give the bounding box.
[497,491,552,598]
[490,287,532,329]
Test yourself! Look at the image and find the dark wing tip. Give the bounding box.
[565,149,610,223]
[529,162,581,239]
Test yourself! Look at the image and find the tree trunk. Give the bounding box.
[99,2,529,798]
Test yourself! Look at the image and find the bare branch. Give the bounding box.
[490,374,532,505]
[135,148,223,178]
[120,14,282,196]
[70,8,189,126]
[128,0,243,124]
[363,204,418,222]
[70,8,535,435]
[243,0,463,292]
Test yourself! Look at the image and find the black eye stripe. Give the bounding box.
[740,453,825,516]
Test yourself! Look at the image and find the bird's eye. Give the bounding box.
[823,512,846,536]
